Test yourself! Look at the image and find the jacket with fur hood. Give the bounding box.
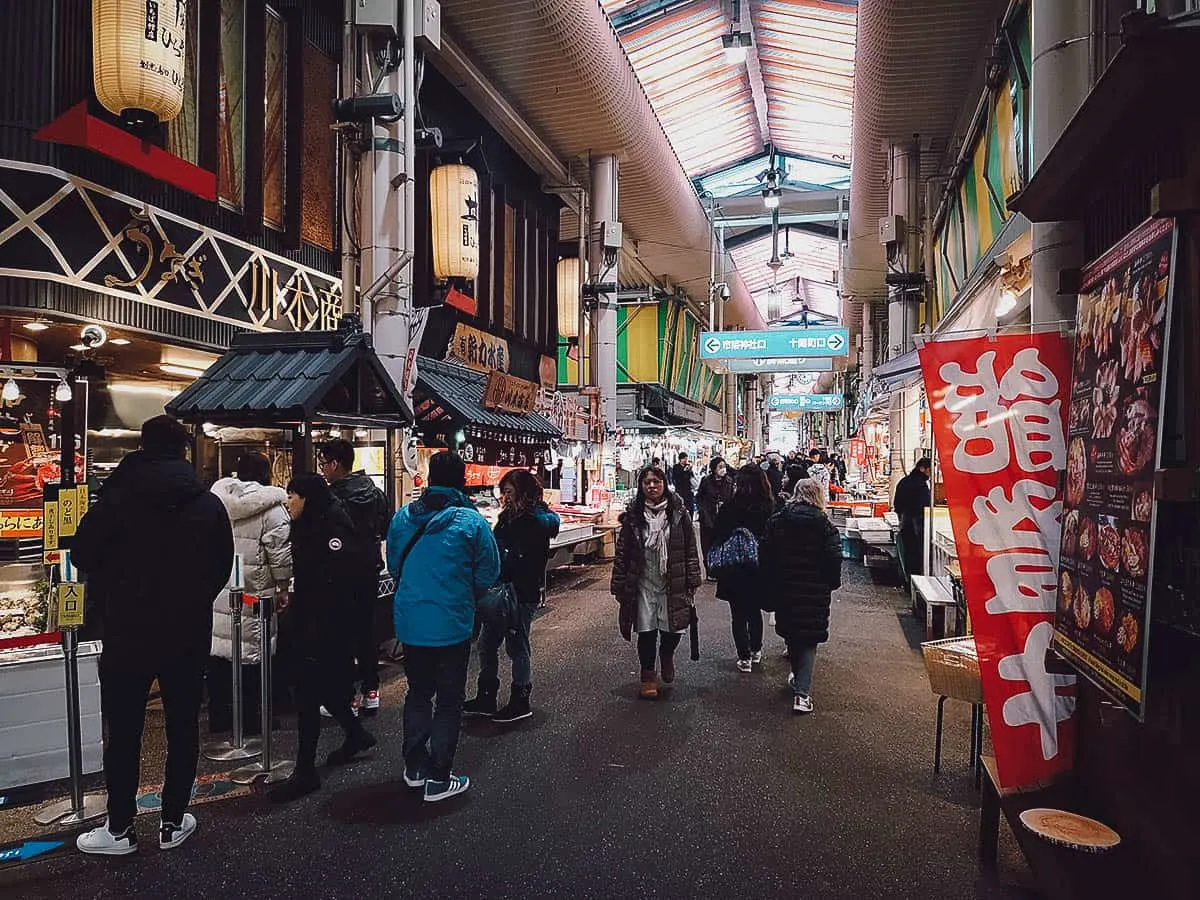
[209,478,292,663]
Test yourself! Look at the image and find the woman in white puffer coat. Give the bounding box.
[206,453,293,736]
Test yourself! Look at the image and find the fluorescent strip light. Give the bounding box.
[160,364,207,379]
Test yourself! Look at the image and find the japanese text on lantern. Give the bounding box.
[921,333,1076,788]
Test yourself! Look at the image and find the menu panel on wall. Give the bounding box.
[1055,217,1176,718]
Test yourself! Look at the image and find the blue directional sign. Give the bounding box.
[699,328,850,360]
[769,394,845,412]
[0,839,64,864]
[721,357,834,374]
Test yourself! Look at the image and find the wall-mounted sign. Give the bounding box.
[444,322,509,374]
[769,394,845,412]
[483,371,539,415]
[699,327,850,362]
[538,355,557,390]
[721,358,835,374]
[0,162,342,335]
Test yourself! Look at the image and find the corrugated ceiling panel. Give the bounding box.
[731,229,841,319]
[753,0,856,162]
[620,2,762,176]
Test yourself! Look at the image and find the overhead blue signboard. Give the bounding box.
[769,394,845,412]
[720,357,835,374]
[699,328,850,360]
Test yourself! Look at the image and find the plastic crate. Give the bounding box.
[920,636,982,703]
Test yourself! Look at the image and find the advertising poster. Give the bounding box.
[1054,217,1176,718]
[919,331,1077,790]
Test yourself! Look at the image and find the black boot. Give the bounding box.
[462,677,500,719]
[269,768,320,803]
[493,685,533,725]
[325,728,378,766]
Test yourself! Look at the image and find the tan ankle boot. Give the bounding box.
[639,669,659,700]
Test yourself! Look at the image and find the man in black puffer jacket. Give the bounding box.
[72,416,234,856]
[760,478,842,716]
[319,439,390,716]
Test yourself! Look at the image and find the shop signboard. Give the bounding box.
[0,162,343,335]
[722,358,835,374]
[1054,217,1176,719]
[768,394,845,412]
[699,327,849,361]
[444,322,510,374]
[849,439,867,467]
[482,371,539,415]
[464,464,524,489]
[919,329,1076,790]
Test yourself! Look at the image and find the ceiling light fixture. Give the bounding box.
[2,379,19,402]
[23,321,50,332]
[721,31,751,64]
[762,186,782,209]
[70,343,88,352]
[109,338,131,345]
[55,380,73,402]
[160,363,207,379]
[995,288,1018,317]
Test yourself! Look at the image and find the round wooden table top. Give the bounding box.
[1019,808,1122,853]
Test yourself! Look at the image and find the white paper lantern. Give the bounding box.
[556,257,580,339]
[93,0,189,126]
[431,164,480,280]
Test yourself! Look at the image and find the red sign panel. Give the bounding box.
[919,331,1077,790]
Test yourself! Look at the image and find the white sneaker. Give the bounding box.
[736,658,753,673]
[320,705,332,718]
[750,651,763,664]
[77,820,137,856]
[793,693,814,715]
[159,813,197,850]
[320,705,358,718]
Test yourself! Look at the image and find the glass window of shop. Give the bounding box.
[166,0,201,164]
[218,0,247,210]
[301,45,337,251]
[262,7,287,230]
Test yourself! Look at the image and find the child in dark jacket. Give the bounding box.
[760,478,842,715]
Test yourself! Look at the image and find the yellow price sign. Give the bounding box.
[56,582,85,629]
[43,500,59,550]
[77,483,89,515]
[58,489,78,538]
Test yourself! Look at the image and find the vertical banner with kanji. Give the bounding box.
[919,331,1077,789]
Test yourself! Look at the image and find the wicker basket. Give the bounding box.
[921,636,983,704]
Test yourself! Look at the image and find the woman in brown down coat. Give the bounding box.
[610,466,702,700]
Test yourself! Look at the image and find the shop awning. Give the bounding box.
[414,357,560,438]
[871,349,924,393]
[167,327,412,427]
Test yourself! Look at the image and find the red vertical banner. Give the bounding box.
[919,331,1077,790]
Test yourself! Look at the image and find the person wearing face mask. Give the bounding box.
[696,456,734,580]
[610,466,702,699]
[462,470,560,724]
[269,474,377,803]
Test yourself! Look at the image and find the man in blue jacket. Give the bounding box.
[387,451,500,802]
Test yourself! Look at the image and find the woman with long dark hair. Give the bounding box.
[610,466,702,699]
[696,456,733,578]
[463,469,560,724]
[269,474,376,802]
[710,464,776,672]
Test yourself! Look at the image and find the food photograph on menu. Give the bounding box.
[1054,217,1175,718]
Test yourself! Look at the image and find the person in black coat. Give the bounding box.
[760,478,842,715]
[73,416,234,855]
[696,456,734,575]
[711,464,776,671]
[270,474,377,803]
[670,452,696,515]
[893,457,932,587]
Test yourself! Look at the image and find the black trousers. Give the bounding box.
[100,648,205,832]
[351,573,380,694]
[206,655,262,735]
[295,653,360,772]
[637,631,682,670]
[402,641,471,782]
[729,598,764,660]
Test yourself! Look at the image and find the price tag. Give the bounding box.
[56,582,85,629]
[43,501,59,551]
[58,489,78,538]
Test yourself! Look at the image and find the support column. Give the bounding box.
[745,376,760,451]
[861,303,874,380]
[1031,0,1090,325]
[589,155,619,429]
[888,140,921,496]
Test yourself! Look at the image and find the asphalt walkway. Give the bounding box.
[0,562,1035,899]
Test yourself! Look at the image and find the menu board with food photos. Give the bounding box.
[1055,217,1176,718]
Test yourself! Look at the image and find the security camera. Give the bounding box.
[334,93,402,123]
[80,324,108,349]
[719,283,732,301]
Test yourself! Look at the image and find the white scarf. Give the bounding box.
[643,499,671,576]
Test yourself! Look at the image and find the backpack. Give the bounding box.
[706,527,759,579]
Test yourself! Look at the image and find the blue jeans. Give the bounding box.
[478,602,536,689]
[789,642,818,696]
[402,640,471,782]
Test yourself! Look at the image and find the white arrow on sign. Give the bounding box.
[827,333,846,352]
[703,336,722,354]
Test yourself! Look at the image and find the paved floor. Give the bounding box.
[0,562,1035,899]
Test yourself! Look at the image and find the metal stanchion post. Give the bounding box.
[231,594,293,785]
[34,626,106,826]
[204,590,262,762]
